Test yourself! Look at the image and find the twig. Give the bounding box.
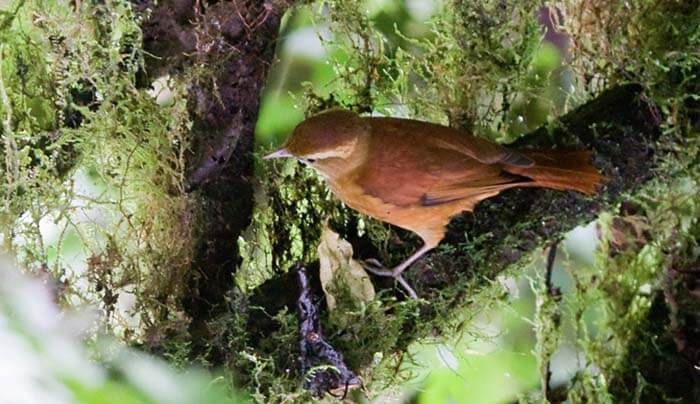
[545,241,559,297]
[544,240,559,402]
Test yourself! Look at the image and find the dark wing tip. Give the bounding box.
[501,150,534,167]
[421,193,461,206]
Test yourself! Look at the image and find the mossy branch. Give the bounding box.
[242,82,664,395]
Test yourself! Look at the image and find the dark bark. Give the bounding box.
[134,0,290,363]
[620,246,700,402]
[543,241,560,403]
[610,287,700,402]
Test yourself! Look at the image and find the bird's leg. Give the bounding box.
[362,244,435,299]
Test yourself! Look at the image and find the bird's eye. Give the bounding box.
[306,158,317,164]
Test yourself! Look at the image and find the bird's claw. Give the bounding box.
[395,275,418,299]
[361,259,418,299]
[362,260,392,277]
[361,258,385,271]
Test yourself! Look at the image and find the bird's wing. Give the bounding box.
[354,118,521,207]
[425,123,534,168]
[368,117,533,167]
[429,136,534,167]
[420,178,526,206]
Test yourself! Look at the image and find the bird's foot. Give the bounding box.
[361,259,418,299]
[361,258,391,275]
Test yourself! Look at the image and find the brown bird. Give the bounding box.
[264,109,604,298]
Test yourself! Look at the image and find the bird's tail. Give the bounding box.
[504,149,605,194]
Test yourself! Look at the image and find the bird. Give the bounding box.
[264,109,604,298]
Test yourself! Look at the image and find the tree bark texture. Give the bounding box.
[134,0,290,362]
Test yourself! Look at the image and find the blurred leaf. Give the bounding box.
[0,262,245,404]
[255,94,304,146]
[418,350,538,404]
[532,43,562,76]
[66,379,150,404]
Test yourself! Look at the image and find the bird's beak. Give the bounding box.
[263,148,292,160]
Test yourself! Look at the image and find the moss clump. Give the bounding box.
[236,157,351,292]
[1,0,199,346]
[316,0,554,141]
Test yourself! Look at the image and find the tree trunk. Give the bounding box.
[134,0,290,363]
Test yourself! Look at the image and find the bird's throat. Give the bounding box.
[311,134,369,180]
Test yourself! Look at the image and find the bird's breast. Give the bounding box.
[325,172,465,241]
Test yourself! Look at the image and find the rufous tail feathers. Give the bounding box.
[505,150,605,194]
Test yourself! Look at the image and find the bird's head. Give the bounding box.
[263,109,369,165]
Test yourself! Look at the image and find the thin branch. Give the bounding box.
[545,241,559,297]
[544,240,560,402]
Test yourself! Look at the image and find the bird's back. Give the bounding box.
[326,116,603,247]
[324,117,513,245]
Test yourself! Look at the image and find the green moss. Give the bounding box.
[558,150,699,401]
[2,0,699,401]
[533,276,562,399]
[1,0,199,346]
[236,157,349,292]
